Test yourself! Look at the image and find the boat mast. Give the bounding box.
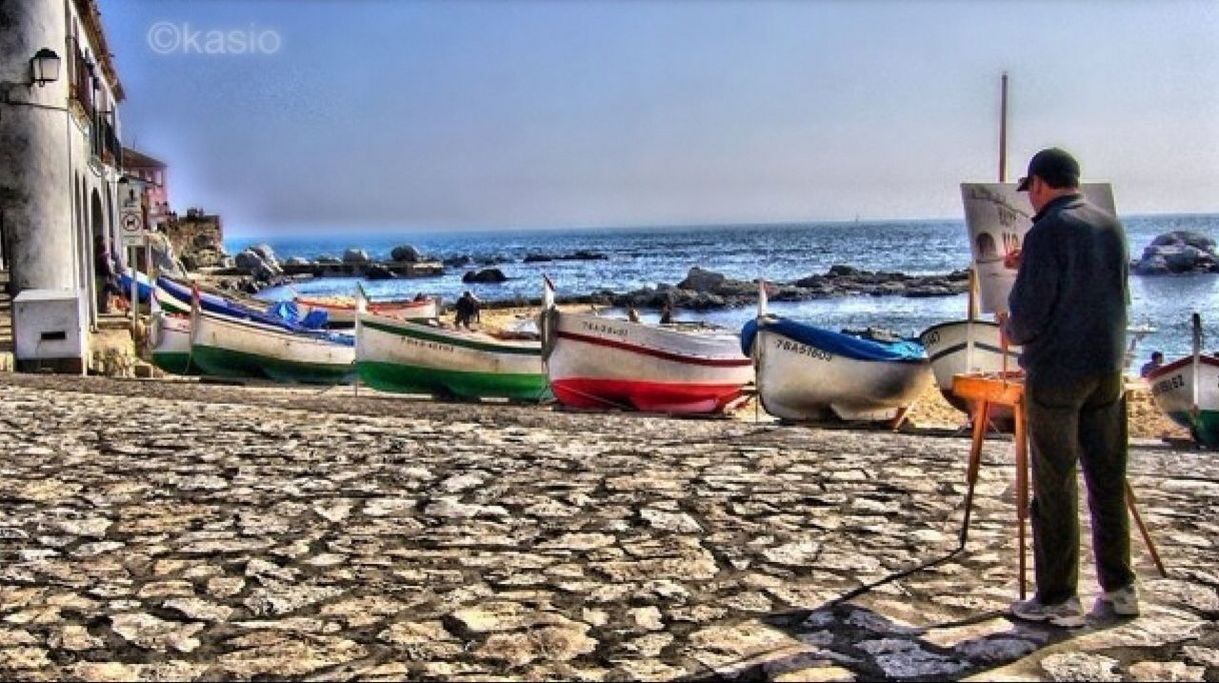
[998,72,1009,183]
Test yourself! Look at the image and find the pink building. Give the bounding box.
[121,146,170,228]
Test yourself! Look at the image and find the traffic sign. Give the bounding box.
[120,208,146,247]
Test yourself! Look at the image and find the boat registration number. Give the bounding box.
[1151,374,1185,397]
[774,338,834,362]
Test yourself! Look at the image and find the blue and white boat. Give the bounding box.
[742,310,932,423]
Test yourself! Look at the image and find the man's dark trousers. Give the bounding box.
[1025,370,1136,604]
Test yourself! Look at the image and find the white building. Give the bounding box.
[1,0,126,369]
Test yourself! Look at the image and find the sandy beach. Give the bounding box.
[1,372,1215,681]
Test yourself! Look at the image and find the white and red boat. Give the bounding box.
[539,280,753,414]
[295,294,437,327]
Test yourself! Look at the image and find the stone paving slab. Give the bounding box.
[0,374,1216,681]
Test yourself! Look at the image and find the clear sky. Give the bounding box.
[101,0,1219,236]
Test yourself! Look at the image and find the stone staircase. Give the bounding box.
[0,270,12,372]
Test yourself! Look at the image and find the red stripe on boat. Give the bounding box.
[551,378,744,414]
[1146,354,1219,381]
[556,331,752,368]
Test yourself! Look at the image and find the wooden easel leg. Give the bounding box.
[1014,401,1029,600]
[1125,481,1168,578]
[960,400,989,547]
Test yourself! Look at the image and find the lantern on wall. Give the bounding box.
[30,48,61,86]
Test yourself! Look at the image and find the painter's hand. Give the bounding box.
[1003,248,1022,270]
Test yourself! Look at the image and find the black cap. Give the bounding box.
[1016,147,1081,192]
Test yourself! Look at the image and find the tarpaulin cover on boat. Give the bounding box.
[740,317,927,362]
[265,301,329,330]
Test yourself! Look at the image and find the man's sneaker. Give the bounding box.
[1097,584,1140,616]
[1010,596,1086,627]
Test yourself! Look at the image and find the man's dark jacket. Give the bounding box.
[1005,193,1129,378]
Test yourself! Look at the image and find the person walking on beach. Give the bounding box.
[1003,148,1137,627]
[1139,351,1163,379]
[454,291,481,329]
[658,302,673,325]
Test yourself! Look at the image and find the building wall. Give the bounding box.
[0,0,123,328]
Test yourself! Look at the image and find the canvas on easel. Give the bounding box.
[960,183,1116,315]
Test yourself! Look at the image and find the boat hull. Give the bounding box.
[1147,355,1219,447]
[150,313,196,375]
[300,297,437,327]
[191,309,355,384]
[919,320,1022,424]
[544,312,753,414]
[356,314,549,401]
[753,325,933,422]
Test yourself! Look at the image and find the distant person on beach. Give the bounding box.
[627,307,641,323]
[1003,148,1136,627]
[454,291,480,329]
[658,303,673,325]
[413,292,428,302]
[1139,351,1164,378]
[93,235,120,314]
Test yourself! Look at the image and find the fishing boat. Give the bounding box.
[155,276,278,320]
[539,280,753,414]
[298,294,437,327]
[117,268,155,303]
[190,305,355,384]
[355,312,549,401]
[743,317,932,422]
[919,319,1021,417]
[148,311,196,375]
[1146,315,1219,447]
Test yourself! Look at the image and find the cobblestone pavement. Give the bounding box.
[1,374,1216,681]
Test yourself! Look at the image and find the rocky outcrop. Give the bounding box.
[462,268,508,284]
[342,248,371,264]
[1133,231,1219,275]
[390,245,422,263]
[364,264,397,281]
[233,244,283,284]
[165,209,227,271]
[145,232,186,278]
[523,251,607,263]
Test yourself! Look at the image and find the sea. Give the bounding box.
[230,214,1219,361]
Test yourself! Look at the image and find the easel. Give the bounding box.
[952,371,1167,599]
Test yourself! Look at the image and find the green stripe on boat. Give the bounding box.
[362,320,541,356]
[357,360,550,401]
[192,344,355,384]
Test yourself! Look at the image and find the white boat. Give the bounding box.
[190,306,356,384]
[149,312,196,375]
[355,312,550,401]
[1146,315,1219,448]
[744,315,933,423]
[539,281,753,414]
[918,319,1022,417]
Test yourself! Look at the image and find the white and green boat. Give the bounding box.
[149,311,197,375]
[191,306,356,384]
[356,312,550,401]
[1146,315,1219,448]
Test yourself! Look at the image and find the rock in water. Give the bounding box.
[462,268,508,284]
[391,245,421,262]
[1135,231,1219,275]
[364,264,397,281]
[343,248,371,264]
[677,267,727,292]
